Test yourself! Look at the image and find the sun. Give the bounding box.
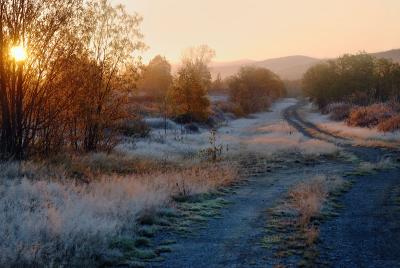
[10,45,27,62]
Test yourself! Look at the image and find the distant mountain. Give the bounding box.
[209,59,255,67]
[252,56,321,80]
[210,49,400,80]
[371,49,400,63]
[209,55,320,80]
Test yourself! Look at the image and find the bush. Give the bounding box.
[214,101,245,117]
[347,103,394,128]
[117,119,151,138]
[326,102,353,121]
[377,115,400,132]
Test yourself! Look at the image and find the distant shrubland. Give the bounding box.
[303,53,400,132]
[303,53,400,108]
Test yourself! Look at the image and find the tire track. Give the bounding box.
[283,101,400,267]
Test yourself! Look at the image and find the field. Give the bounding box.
[1,1,400,267]
[3,97,400,267]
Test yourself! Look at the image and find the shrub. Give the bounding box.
[326,102,353,121]
[377,115,400,132]
[199,129,224,162]
[347,103,394,128]
[214,101,244,117]
[117,119,151,138]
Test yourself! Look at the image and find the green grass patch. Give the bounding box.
[132,249,157,260]
[110,237,135,252]
[134,237,151,247]
[137,225,159,238]
[156,246,173,254]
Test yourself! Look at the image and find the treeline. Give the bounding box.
[138,57,286,121]
[303,53,400,132]
[136,45,215,123]
[303,53,400,108]
[0,0,287,160]
[0,0,144,159]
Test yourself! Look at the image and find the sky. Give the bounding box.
[114,0,400,63]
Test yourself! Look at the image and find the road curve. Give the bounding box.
[284,101,400,268]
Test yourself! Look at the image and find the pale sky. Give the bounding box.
[115,0,400,63]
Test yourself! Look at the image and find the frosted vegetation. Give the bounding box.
[302,103,400,145]
[0,98,339,266]
[0,161,235,266]
[117,98,339,161]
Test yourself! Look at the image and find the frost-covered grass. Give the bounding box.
[117,99,339,161]
[302,103,400,145]
[1,98,343,267]
[240,121,338,156]
[0,161,236,267]
[356,158,397,174]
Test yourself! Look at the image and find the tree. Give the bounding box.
[374,58,400,102]
[168,64,210,122]
[181,45,215,89]
[79,0,145,151]
[0,0,144,158]
[138,55,172,99]
[0,0,83,159]
[209,73,228,93]
[228,66,285,115]
[138,55,172,134]
[302,61,338,108]
[302,53,400,108]
[168,45,215,122]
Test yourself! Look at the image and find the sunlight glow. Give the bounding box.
[10,45,27,62]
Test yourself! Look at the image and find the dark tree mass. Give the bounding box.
[228,66,285,115]
[302,53,400,108]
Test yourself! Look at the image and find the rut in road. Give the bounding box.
[151,161,350,268]
[147,101,349,268]
[283,101,400,267]
[148,101,400,268]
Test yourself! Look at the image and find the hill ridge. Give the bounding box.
[210,48,400,80]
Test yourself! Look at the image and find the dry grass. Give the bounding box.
[304,226,320,246]
[345,102,400,133]
[377,115,400,132]
[243,121,340,157]
[214,100,244,117]
[45,152,166,180]
[347,103,394,128]
[263,175,348,267]
[287,176,328,227]
[326,102,353,121]
[0,160,237,267]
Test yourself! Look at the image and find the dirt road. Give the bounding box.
[284,101,400,268]
[149,101,400,268]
